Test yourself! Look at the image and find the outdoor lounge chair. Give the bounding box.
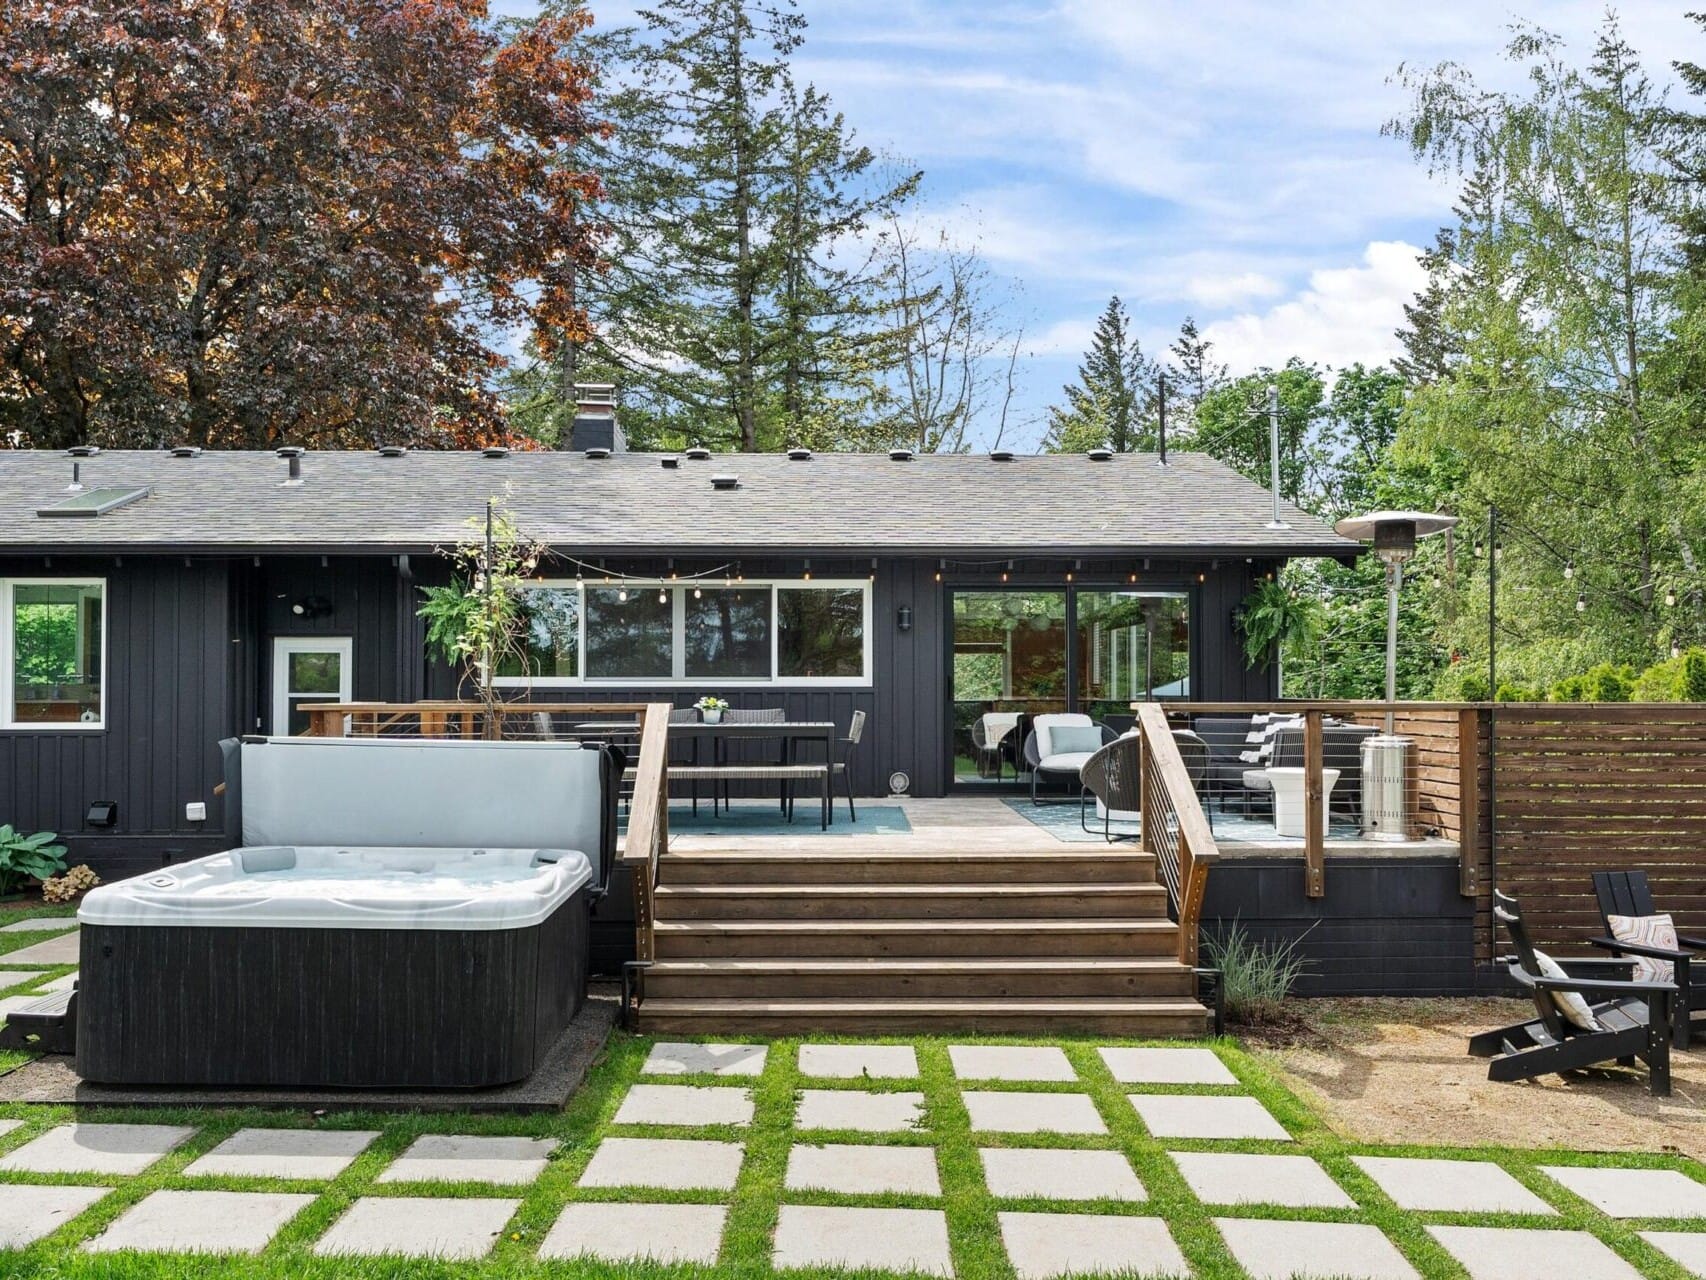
[1468,891,1675,1096]
[1078,728,1209,840]
[1589,869,1706,1048]
[1024,713,1117,805]
[970,715,1006,780]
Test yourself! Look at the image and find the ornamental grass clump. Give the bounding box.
[1204,920,1310,1025]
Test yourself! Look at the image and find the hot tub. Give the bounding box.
[75,736,617,1089]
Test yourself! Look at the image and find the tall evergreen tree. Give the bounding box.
[1392,229,1462,386]
[1166,316,1227,436]
[1043,296,1156,452]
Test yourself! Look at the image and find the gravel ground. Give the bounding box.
[1249,997,1706,1159]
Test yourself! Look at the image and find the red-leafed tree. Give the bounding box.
[0,0,603,449]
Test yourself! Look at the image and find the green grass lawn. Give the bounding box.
[0,1020,1701,1277]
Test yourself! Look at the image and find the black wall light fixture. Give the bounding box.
[897,605,913,632]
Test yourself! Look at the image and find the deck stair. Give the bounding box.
[636,844,1210,1036]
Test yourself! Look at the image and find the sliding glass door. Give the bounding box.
[950,587,1191,788]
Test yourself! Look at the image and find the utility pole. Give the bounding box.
[1265,384,1287,529]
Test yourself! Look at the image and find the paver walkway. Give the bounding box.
[0,1034,1703,1277]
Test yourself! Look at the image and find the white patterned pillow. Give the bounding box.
[1607,913,1678,983]
[1530,948,1603,1032]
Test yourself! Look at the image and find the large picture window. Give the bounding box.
[496,579,871,686]
[3,579,106,728]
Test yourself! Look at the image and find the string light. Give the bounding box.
[1666,588,1677,608]
[1576,593,1587,613]
[1563,561,1573,581]
[616,588,628,602]
[657,587,667,604]
[693,585,703,599]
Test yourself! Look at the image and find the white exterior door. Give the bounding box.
[271,637,353,735]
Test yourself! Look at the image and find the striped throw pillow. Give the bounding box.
[1607,913,1679,983]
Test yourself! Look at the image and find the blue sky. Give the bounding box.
[494,1,1701,447]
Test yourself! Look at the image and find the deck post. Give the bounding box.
[1457,707,1480,897]
[1303,709,1325,898]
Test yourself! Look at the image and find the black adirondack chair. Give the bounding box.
[1589,869,1706,1048]
[1468,891,1675,1096]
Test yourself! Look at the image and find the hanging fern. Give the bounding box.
[1238,579,1325,671]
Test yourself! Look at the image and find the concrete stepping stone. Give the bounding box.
[787,1143,941,1196]
[1217,1217,1419,1280]
[981,1148,1144,1201]
[377,1134,555,1185]
[0,1123,195,1175]
[84,1189,314,1254]
[1129,1094,1289,1141]
[949,1045,1077,1082]
[1099,1046,1238,1085]
[644,1041,767,1076]
[1427,1225,1643,1280]
[772,1204,952,1276]
[798,1043,919,1079]
[578,1136,745,1190]
[0,1119,21,1139]
[796,1089,925,1133]
[1000,1210,1187,1279]
[613,1083,753,1127]
[41,971,78,993]
[0,971,47,990]
[1354,1156,1555,1215]
[964,1090,1106,1135]
[541,1201,727,1265]
[314,1195,520,1259]
[0,1184,109,1249]
[183,1128,380,1180]
[1640,1231,1706,1275]
[0,919,77,932]
[1172,1151,1354,1209]
[1542,1165,1706,1218]
[2,933,79,966]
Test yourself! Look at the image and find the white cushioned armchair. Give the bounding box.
[1023,713,1117,805]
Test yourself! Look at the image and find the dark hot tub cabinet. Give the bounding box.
[75,736,617,1089]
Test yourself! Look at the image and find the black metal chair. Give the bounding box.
[1589,869,1706,1048]
[830,710,867,822]
[970,715,1005,781]
[1468,891,1675,1096]
[715,707,787,816]
[669,706,703,814]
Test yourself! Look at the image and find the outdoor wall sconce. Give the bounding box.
[897,605,913,632]
[291,595,334,619]
[85,801,118,827]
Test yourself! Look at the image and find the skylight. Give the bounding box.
[37,487,152,518]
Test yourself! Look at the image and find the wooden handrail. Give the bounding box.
[1136,703,1219,968]
[297,699,673,963]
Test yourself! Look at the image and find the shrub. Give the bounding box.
[1687,649,1706,701]
[1432,664,1490,702]
[1633,653,1687,701]
[42,864,99,904]
[1495,681,1542,702]
[1203,920,1309,1024]
[0,825,68,896]
[1584,662,1635,702]
[1550,673,1589,702]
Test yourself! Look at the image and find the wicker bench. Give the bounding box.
[629,763,833,829]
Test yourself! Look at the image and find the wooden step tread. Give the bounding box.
[654,883,1166,898]
[641,996,1207,1014]
[646,957,1189,973]
[652,918,1178,934]
[637,995,1212,1035]
[660,850,1154,864]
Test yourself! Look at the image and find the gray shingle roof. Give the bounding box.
[0,449,1359,557]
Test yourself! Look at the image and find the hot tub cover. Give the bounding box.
[79,845,593,931]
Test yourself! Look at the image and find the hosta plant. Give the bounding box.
[0,825,69,896]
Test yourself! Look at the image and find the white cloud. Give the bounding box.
[1026,317,1099,359]
[1183,271,1285,310]
[1201,241,1428,374]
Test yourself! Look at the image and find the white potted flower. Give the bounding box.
[695,695,730,724]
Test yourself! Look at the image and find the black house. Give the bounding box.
[0,442,1355,877]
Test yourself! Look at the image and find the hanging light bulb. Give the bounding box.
[1563,561,1574,581]
[1065,571,1074,583]
[658,587,668,604]
[1576,593,1587,613]
[803,559,812,582]
[693,585,703,599]
[934,571,942,583]
[1128,572,1137,584]
[1473,540,1484,558]
[1666,588,1678,608]
[1001,570,1009,583]
[617,587,628,603]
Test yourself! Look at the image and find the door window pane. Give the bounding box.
[502,587,580,679]
[1077,591,1190,722]
[685,588,771,679]
[288,651,343,694]
[585,587,672,679]
[11,583,103,725]
[777,588,865,678]
[951,591,1068,784]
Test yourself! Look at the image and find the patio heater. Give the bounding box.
[1332,509,1459,841]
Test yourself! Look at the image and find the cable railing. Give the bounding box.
[1135,703,1220,967]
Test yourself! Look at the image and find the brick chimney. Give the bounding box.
[568,384,625,453]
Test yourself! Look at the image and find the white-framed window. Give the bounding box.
[1,578,107,730]
[494,579,873,687]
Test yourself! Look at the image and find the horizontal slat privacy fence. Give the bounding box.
[1490,704,1706,960]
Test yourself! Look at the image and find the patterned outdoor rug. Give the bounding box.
[1002,797,1359,845]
